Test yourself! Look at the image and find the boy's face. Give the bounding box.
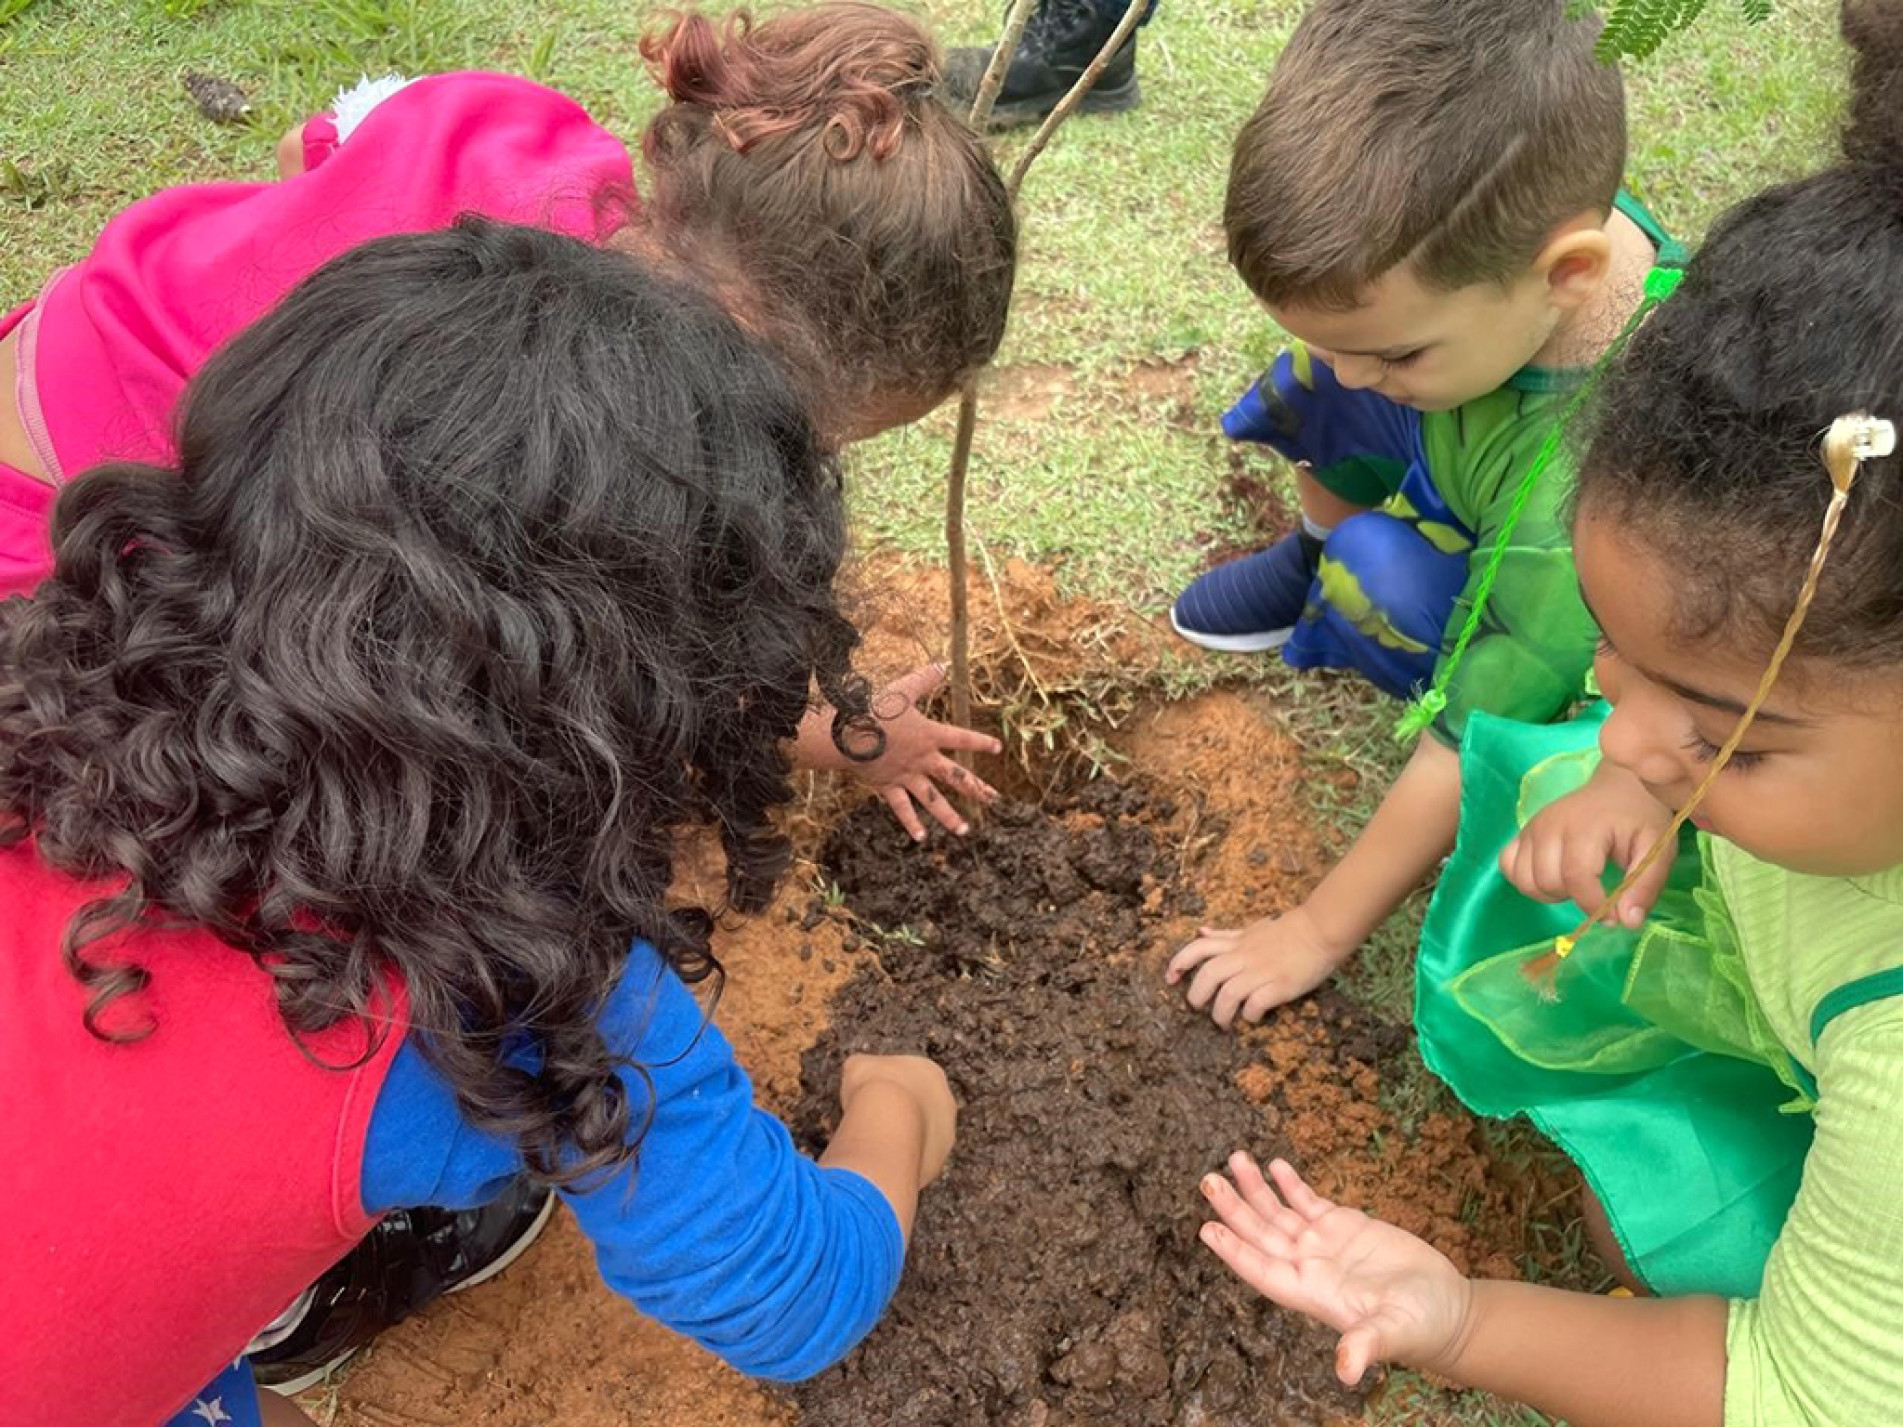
[1268,261,1563,413]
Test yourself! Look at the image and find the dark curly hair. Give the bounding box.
[0,217,875,1184]
[1576,0,1903,666]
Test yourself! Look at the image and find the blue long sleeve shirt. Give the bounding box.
[362,945,904,1380]
[166,945,902,1427]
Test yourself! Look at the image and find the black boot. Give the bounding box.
[941,0,1153,129]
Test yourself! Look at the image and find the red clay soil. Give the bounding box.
[324,572,1573,1427]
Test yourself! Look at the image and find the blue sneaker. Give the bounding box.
[1171,529,1321,653]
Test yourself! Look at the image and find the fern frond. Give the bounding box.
[1595,0,1730,61]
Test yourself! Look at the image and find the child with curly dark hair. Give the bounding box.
[0,7,1015,1381]
[0,218,956,1427]
[1200,6,1903,1422]
[0,3,1015,848]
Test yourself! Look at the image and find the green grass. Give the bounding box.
[0,2,1846,1421]
[0,0,1844,604]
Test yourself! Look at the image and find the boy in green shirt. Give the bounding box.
[1169,0,1683,1025]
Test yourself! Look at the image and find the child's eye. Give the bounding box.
[1682,731,1765,772]
[1382,349,1425,369]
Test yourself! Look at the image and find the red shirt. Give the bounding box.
[0,843,406,1425]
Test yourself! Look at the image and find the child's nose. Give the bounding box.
[1328,354,1382,390]
[1597,697,1685,788]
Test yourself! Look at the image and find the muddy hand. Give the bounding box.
[860,663,1002,842]
[1165,907,1347,1028]
[1199,1154,1473,1387]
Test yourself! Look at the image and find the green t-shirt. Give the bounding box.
[1401,193,1686,746]
[1712,845,1903,1426]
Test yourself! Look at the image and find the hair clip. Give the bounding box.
[1848,416,1896,463]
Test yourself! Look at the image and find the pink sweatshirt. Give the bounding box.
[1,72,638,597]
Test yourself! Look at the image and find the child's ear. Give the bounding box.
[1535,219,1612,312]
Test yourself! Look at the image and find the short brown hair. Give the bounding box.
[1225,0,1625,311]
[639,4,1018,429]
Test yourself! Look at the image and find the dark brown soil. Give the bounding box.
[325,571,1589,1427]
[784,782,1367,1427]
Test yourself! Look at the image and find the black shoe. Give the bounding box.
[249,1180,556,1394]
[941,0,1153,128]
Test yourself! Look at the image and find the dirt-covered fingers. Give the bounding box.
[1198,1217,1303,1304]
[1164,927,1238,986]
[927,753,999,807]
[1201,1170,1292,1250]
[882,785,931,842]
[905,775,971,837]
[1265,1158,1333,1222]
[1204,959,1278,1028]
[1220,1153,1308,1240]
[929,723,1005,764]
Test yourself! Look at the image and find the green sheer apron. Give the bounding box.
[1415,706,1895,1298]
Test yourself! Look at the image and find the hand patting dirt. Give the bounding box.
[787,782,1366,1427]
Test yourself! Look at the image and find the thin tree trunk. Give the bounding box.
[946,0,1145,744]
[968,0,1040,130]
[945,377,982,733]
[1008,0,1147,199]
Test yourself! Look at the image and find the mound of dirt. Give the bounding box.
[786,782,1366,1427]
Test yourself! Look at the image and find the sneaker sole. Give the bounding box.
[981,74,1140,129]
[257,1193,557,1398]
[259,1347,364,1399]
[446,1188,558,1295]
[1169,608,1294,654]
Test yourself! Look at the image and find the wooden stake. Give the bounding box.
[968,0,1041,131]
[946,377,982,733]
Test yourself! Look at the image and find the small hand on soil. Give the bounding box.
[788,783,1366,1426]
[1167,908,1350,1029]
[853,662,1002,841]
[1200,1153,1472,1389]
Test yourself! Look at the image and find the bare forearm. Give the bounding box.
[819,1081,928,1242]
[1440,1281,1727,1427]
[1304,736,1461,950]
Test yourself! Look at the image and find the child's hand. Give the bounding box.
[839,1052,958,1185]
[853,664,1002,842]
[1501,763,1675,927]
[1165,907,1349,1028]
[276,124,307,179]
[1199,1154,1474,1387]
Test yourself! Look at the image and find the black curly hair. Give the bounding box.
[0,217,876,1184]
[1576,0,1903,666]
